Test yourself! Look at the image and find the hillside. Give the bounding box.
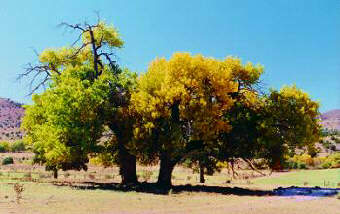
[0,98,24,141]
[320,109,340,131]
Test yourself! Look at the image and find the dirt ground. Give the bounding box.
[0,181,339,214]
[0,153,339,214]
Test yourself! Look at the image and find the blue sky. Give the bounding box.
[0,0,339,112]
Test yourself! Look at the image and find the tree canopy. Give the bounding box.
[21,19,321,187]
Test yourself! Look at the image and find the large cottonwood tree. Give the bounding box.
[21,20,139,183]
[131,53,263,187]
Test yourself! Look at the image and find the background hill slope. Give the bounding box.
[0,98,24,141]
[320,109,340,131]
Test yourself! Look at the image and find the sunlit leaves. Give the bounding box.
[82,21,124,48]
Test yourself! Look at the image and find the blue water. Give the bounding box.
[274,186,340,197]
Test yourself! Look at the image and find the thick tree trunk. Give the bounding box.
[118,143,137,184]
[157,153,176,188]
[199,161,205,183]
[53,169,58,179]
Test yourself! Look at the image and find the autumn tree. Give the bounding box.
[207,85,321,176]
[259,85,321,169]
[21,20,139,183]
[131,53,263,187]
[22,66,114,177]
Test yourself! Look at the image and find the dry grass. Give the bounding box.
[0,182,339,214]
[0,153,339,214]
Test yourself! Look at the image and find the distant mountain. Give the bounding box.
[0,98,24,141]
[320,109,340,131]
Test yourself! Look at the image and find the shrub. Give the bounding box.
[297,162,307,169]
[286,161,298,169]
[323,140,332,149]
[334,137,340,144]
[140,170,153,182]
[0,141,10,152]
[320,153,340,169]
[0,144,6,153]
[2,157,14,165]
[10,141,26,152]
[13,183,24,203]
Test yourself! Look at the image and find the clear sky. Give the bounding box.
[0,0,339,112]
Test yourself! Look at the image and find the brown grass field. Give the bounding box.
[0,153,339,214]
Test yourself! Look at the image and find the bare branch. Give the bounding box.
[242,158,267,176]
[21,17,121,94]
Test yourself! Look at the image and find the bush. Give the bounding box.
[0,141,10,152]
[323,140,332,150]
[321,161,332,169]
[286,161,298,169]
[334,138,340,144]
[10,141,26,152]
[297,162,307,169]
[320,153,340,169]
[2,157,14,165]
[140,170,153,182]
[0,144,6,153]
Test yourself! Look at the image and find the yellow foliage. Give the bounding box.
[131,53,263,141]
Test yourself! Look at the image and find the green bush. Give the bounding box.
[0,144,6,153]
[285,153,340,169]
[286,161,298,169]
[334,138,340,144]
[320,153,340,169]
[2,157,14,165]
[323,140,332,149]
[140,170,153,182]
[0,141,10,152]
[321,161,332,169]
[10,141,26,152]
[297,162,307,169]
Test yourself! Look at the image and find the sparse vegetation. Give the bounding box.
[2,156,14,165]
[13,183,24,203]
[285,153,340,169]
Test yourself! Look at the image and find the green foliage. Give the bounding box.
[321,128,340,137]
[22,67,116,171]
[258,85,321,169]
[0,144,6,153]
[10,141,26,152]
[321,153,340,169]
[285,153,340,169]
[0,141,10,152]
[2,157,14,165]
[334,137,340,144]
[0,141,26,153]
[131,53,263,167]
[21,20,138,175]
[140,170,153,182]
[21,19,322,185]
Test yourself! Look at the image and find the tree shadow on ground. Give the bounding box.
[52,181,274,196]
